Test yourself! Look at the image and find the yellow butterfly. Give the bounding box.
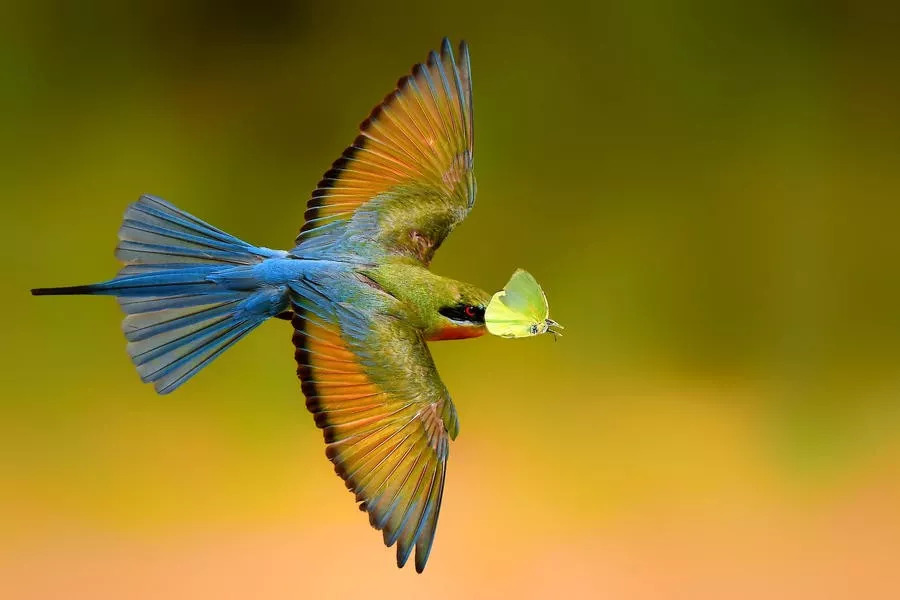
[485,269,563,338]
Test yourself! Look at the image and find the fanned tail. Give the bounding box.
[32,195,291,393]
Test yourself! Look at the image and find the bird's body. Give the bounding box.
[32,39,500,572]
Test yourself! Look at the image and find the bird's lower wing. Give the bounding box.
[291,302,458,572]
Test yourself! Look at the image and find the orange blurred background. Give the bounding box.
[2,1,900,598]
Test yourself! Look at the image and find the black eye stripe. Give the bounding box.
[439,304,485,323]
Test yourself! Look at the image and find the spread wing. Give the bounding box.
[293,38,475,266]
[291,302,459,572]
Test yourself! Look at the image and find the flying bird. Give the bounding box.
[32,39,556,573]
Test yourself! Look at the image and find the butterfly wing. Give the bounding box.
[502,269,549,322]
[484,290,534,338]
[485,269,550,337]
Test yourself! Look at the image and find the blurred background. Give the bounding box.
[2,1,899,598]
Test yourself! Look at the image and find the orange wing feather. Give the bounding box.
[292,308,452,572]
[295,39,475,265]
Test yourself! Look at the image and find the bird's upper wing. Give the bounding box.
[293,38,475,266]
[290,298,459,572]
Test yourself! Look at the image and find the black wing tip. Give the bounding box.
[396,546,412,569]
[360,103,385,132]
[438,37,469,61]
[395,545,429,573]
[292,307,321,397]
[415,558,428,574]
[322,427,338,444]
[458,40,471,68]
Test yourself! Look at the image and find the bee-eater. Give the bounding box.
[33,39,499,573]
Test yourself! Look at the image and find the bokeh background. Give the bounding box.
[3,1,899,598]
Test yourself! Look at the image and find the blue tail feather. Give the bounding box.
[117,292,246,315]
[127,298,274,394]
[123,298,244,342]
[116,195,278,266]
[31,195,292,393]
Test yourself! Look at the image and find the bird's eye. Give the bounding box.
[438,304,484,323]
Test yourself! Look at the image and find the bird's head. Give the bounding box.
[360,264,491,341]
[427,280,491,341]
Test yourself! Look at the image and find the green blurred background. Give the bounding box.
[3,1,899,598]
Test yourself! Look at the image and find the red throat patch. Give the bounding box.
[428,323,485,341]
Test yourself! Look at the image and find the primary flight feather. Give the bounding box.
[31,39,557,573]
